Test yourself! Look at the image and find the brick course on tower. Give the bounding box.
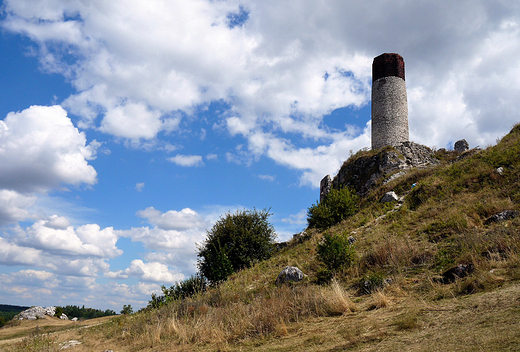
[371,53,409,150]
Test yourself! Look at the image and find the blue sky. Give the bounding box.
[1,0,520,311]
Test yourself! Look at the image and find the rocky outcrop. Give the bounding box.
[15,306,71,320]
[15,306,56,320]
[380,191,399,203]
[320,175,332,203]
[454,139,469,153]
[330,142,438,196]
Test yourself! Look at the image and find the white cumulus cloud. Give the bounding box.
[136,207,207,231]
[0,105,98,192]
[12,219,121,259]
[168,155,204,167]
[0,190,38,225]
[106,259,184,284]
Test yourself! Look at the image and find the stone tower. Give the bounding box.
[371,53,409,150]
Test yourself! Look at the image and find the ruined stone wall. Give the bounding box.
[371,53,409,150]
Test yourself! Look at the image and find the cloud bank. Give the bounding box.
[4,1,520,187]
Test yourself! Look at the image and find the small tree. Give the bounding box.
[317,232,356,273]
[307,187,359,229]
[54,306,63,318]
[120,304,133,315]
[197,208,277,284]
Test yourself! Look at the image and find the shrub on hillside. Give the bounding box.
[148,275,207,309]
[54,306,63,318]
[317,232,356,273]
[307,187,359,229]
[164,274,207,300]
[120,305,133,315]
[197,208,277,284]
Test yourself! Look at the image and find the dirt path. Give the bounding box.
[0,315,114,347]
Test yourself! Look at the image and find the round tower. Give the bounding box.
[371,53,409,150]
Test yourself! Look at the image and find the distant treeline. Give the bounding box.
[0,304,30,327]
[59,305,117,320]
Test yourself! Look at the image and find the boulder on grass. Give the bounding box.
[484,210,519,225]
[276,266,305,284]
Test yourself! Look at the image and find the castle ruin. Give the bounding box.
[371,53,409,150]
[319,53,412,202]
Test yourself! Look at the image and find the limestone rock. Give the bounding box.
[276,266,305,284]
[332,142,437,195]
[484,210,519,225]
[60,313,68,320]
[320,175,332,202]
[380,191,399,203]
[61,340,82,349]
[454,139,469,153]
[16,306,56,320]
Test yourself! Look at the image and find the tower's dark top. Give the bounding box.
[372,53,405,81]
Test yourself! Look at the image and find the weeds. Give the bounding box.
[394,309,420,330]
[5,334,59,352]
[105,280,356,349]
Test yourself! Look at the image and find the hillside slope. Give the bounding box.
[3,124,520,352]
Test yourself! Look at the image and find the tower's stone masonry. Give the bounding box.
[371,53,409,150]
[320,53,420,201]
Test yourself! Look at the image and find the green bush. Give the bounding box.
[120,304,133,315]
[362,272,386,293]
[317,232,356,273]
[164,275,207,301]
[148,275,207,309]
[197,208,277,284]
[307,187,358,229]
[54,306,63,318]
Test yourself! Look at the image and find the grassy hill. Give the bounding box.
[0,305,30,328]
[3,124,520,352]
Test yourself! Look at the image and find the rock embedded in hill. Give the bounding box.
[484,210,520,225]
[276,266,305,284]
[15,306,56,320]
[60,340,82,349]
[454,139,470,153]
[330,142,438,196]
[441,263,474,283]
[380,191,399,203]
[320,175,332,203]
